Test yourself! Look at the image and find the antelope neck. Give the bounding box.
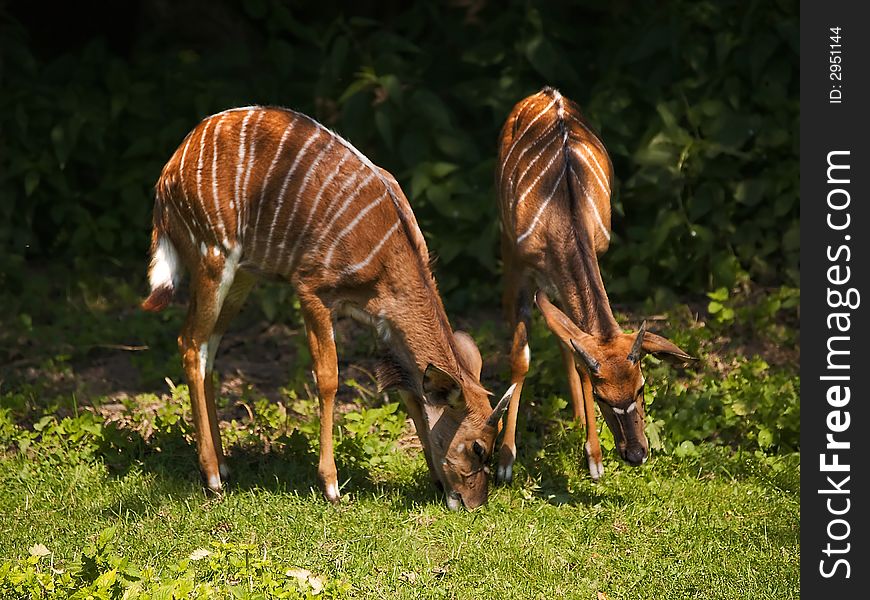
[553,237,620,338]
[372,262,464,386]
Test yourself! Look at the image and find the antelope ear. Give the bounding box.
[642,332,698,365]
[486,383,516,428]
[452,330,483,379]
[535,291,600,375]
[423,364,465,410]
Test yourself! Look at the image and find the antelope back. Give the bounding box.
[154,106,429,287]
[496,87,613,256]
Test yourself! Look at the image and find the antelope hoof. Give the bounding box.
[585,442,604,481]
[219,462,232,482]
[321,480,341,504]
[204,472,224,495]
[496,445,516,484]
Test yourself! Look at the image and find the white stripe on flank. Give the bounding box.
[295,113,410,233]
[233,110,255,212]
[211,114,229,245]
[252,117,296,248]
[178,133,194,209]
[511,135,561,203]
[196,118,213,208]
[506,120,559,190]
[285,148,351,271]
[317,171,375,248]
[240,111,266,238]
[345,221,400,274]
[275,137,337,270]
[513,143,564,211]
[571,143,609,196]
[324,190,388,267]
[569,166,611,241]
[500,97,558,179]
[263,128,322,264]
[517,164,567,244]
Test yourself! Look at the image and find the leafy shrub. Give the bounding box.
[1,0,798,307]
[0,528,349,598]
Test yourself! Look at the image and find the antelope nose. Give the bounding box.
[626,446,646,466]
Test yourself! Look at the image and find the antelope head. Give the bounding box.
[535,291,694,466]
[420,331,513,511]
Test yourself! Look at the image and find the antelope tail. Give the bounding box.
[141,187,180,312]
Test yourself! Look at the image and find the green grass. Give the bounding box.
[0,276,800,598]
[0,398,798,599]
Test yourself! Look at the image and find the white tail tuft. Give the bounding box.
[149,235,180,291]
[142,234,180,312]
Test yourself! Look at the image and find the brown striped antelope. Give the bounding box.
[495,88,694,483]
[142,105,513,510]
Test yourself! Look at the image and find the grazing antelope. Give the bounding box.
[142,105,513,510]
[494,88,694,483]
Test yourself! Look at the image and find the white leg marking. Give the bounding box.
[496,446,516,483]
[585,441,604,480]
[263,129,322,264]
[200,241,208,256]
[206,333,223,373]
[216,246,242,307]
[344,221,399,274]
[199,342,209,380]
[517,164,567,243]
[219,462,231,479]
[324,191,388,267]
[208,474,222,491]
[325,481,339,501]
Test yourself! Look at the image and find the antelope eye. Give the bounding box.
[472,440,486,460]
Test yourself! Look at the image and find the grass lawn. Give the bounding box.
[0,277,800,598]
[0,411,798,599]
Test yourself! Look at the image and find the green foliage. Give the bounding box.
[339,401,406,471]
[645,357,800,455]
[516,284,799,458]
[1,0,798,305]
[0,529,348,598]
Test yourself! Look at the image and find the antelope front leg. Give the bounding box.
[579,368,604,481]
[497,319,530,484]
[399,390,442,492]
[559,342,586,428]
[300,292,341,504]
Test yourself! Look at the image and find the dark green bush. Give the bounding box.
[0,0,797,305]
